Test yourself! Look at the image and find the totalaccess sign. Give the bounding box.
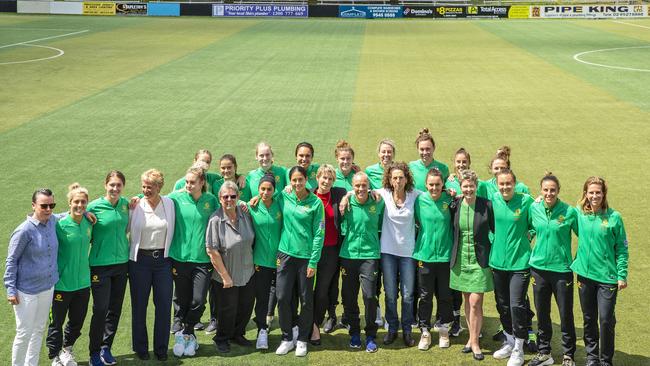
[531,4,647,18]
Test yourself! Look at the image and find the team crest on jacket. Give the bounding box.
[275,175,280,182]
[276,212,282,220]
[121,204,128,213]
[442,203,449,211]
[204,202,211,210]
[369,205,376,214]
[557,215,565,224]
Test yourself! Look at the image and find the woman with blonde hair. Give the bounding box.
[46,184,92,366]
[128,169,176,361]
[241,142,287,202]
[311,164,347,345]
[168,166,218,358]
[449,170,494,361]
[571,177,628,366]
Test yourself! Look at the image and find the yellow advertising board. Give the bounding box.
[83,2,116,15]
[508,5,529,19]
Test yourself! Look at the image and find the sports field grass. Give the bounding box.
[1,14,649,365]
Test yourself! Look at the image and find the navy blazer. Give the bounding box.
[450,196,495,268]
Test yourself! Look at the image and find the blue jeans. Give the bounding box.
[381,253,416,333]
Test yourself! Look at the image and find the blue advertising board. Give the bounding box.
[339,5,402,19]
[147,2,179,16]
[212,4,308,17]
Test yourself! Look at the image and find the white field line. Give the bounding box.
[0,27,84,31]
[0,29,89,50]
[573,45,650,72]
[0,44,64,65]
[612,20,650,30]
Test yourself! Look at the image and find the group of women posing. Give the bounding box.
[5,129,628,366]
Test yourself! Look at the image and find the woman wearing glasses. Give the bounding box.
[206,181,256,353]
[5,188,59,366]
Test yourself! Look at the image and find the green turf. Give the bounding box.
[1,15,649,365]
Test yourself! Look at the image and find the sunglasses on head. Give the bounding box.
[39,203,56,209]
[221,194,237,200]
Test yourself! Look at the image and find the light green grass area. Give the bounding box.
[1,15,649,365]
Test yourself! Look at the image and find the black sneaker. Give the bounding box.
[232,335,252,347]
[194,322,206,331]
[450,319,465,337]
[170,319,182,334]
[492,326,505,342]
[215,340,230,353]
[323,316,337,334]
[402,332,415,347]
[383,331,398,345]
[205,319,217,334]
[526,331,538,353]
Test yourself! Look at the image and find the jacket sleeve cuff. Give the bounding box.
[6,288,16,297]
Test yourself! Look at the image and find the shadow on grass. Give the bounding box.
[106,315,648,365]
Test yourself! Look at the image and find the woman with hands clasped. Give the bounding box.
[206,181,256,354]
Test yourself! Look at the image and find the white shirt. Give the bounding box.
[376,188,421,258]
[128,196,175,261]
[139,201,168,250]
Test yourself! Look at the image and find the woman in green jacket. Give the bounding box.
[241,142,287,202]
[275,166,325,357]
[478,146,530,199]
[413,168,454,351]
[172,149,221,193]
[333,140,355,191]
[490,169,534,366]
[168,166,218,358]
[46,183,92,366]
[286,142,320,191]
[86,170,130,366]
[365,139,396,190]
[571,177,628,366]
[248,173,284,351]
[408,128,450,191]
[339,172,384,353]
[528,173,578,366]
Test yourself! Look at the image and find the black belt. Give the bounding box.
[139,249,164,259]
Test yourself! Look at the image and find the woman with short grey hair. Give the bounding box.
[206,180,256,354]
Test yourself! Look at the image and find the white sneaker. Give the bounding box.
[493,332,514,359]
[507,338,525,366]
[292,326,299,345]
[172,331,186,357]
[375,306,384,326]
[51,356,64,366]
[256,328,269,350]
[59,347,77,366]
[418,328,431,351]
[183,334,198,356]
[275,340,295,355]
[438,323,451,348]
[295,341,308,357]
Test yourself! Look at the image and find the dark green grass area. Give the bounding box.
[1,16,649,365]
